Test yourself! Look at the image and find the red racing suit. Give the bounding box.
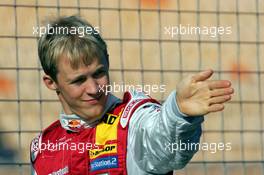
[30,90,203,175]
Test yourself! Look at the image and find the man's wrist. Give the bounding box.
[175,93,188,117]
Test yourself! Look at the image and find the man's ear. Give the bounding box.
[43,75,58,91]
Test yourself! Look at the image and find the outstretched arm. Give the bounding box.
[127,69,234,174]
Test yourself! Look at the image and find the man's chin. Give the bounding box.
[79,108,104,120]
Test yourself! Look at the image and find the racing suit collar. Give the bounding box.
[59,93,121,132]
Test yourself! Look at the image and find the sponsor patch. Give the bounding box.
[95,115,120,145]
[89,144,117,159]
[102,113,118,125]
[68,119,82,128]
[30,134,41,162]
[120,99,141,128]
[90,155,118,171]
[48,166,69,175]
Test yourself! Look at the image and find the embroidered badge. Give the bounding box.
[90,155,118,171]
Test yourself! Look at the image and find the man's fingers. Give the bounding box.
[192,69,213,82]
[208,104,225,112]
[209,95,231,105]
[208,80,231,90]
[210,87,234,97]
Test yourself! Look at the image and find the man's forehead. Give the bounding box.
[58,54,102,70]
[57,55,104,76]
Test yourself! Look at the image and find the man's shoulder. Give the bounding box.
[30,120,63,163]
[30,120,64,150]
[42,120,63,136]
[119,90,160,128]
[122,90,151,102]
[32,120,63,145]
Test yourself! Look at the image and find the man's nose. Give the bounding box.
[84,78,98,95]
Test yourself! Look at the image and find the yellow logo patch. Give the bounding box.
[89,144,117,159]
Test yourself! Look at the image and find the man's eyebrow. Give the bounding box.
[68,64,106,83]
[69,74,86,83]
[94,65,106,72]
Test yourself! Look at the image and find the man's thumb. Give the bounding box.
[192,69,213,82]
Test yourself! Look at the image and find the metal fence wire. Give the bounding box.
[0,0,264,174]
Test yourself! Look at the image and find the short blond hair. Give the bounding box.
[38,15,108,81]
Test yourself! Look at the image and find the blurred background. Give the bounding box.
[0,0,263,174]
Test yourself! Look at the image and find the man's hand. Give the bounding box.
[176,69,234,116]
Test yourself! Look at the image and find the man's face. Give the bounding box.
[55,55,109,120]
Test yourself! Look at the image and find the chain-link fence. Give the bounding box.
[0,0,263,174]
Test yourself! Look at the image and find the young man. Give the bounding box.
[30,16,234,175]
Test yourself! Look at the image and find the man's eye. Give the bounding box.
[72,77,86,85]
[93,70,107,79]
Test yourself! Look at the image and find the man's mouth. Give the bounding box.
[82,93,103,105]
[83,99,99,105]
